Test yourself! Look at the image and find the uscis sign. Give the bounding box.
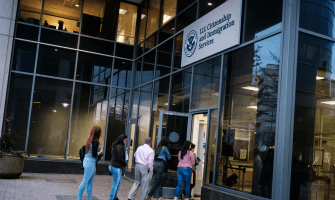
[181,0,242,67]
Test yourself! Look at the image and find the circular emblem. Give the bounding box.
[184,30,197,57]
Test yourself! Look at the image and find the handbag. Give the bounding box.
[225,160,238,187]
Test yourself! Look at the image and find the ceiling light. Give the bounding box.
[242,86,259,91]
[164,103,168,105]
[52,110,57,112]
[62,103,70,108]
[247,106,257,109]
[55,49,58,51]
[75,4,79,7]
[119,9,127,15]
[321,101,335,105]
[141,14,146,19]
[316,76,325,80]
[172,28,175,30]
[33,102,41,104]
[208,2,213,5]
[163,15,172,24]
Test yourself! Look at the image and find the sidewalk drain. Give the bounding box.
[56,195,99,200]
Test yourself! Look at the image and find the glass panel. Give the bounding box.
[134,61,142,87]
[243,0,282,43]
[145,33,157,52]
[199,0,226,18]
[170,70,192,113]
[146,0,161,37]
[40,28,78,48]
[77,52,112,84]
[116,2,137,45]
[136,84,153,147]
[42,0,82,33]
[82,0,118,40]
[4,73,33,151]
[138,43,144,57]
[150,93,168,148]
[131,88,140,118]
[176,4,197,32]
[67,82,108,160]
[154,76,170,94]
[36,45,76,79]
[115,43,134,59]
[27,77,73,159]
[159,20,175,43]
[12,40,37,73]
[177,0,196,14]
[18,0,42,25]
[289,33,335,200]
[160,0,177,26]
[112,59,132,88]
[79,36,114,55]
[173,33,183,70]
[157,38,173,66]
[191,56,221,109]
[155,66,171,78]
[205,109,218,184]
[144,49,156,64]
[215,34,281,197]
[138,0,149,43]
[16,23,39,41]
[142,63,154,84]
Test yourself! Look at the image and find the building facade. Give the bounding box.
[1,0,335,199]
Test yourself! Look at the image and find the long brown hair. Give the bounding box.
[85,125,102,154]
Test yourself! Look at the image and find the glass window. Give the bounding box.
[160,0,177,26]
[81,0,118,40]
[176,4,197,32]
[116,2,137,45]
[112,59,132,88]
[198,0,226,18]
[205,109,218,184]
[191,56,221,109]
[159,20,175,43]
[27,77,73,159]
[154,76,170,94]
[289,33,335,200]
[67,82,108,160]
[146,0,161,37]
[215,34,281,197]
[134,61,142,87]
[243,0,282,43]
[40,28,78,48]
[77,53,112,84]
[170,70,192,113]
[138,0,149,43]
[177,0,196,14]
[18,0,42,25]
[157,38,173,66]
[144,49,156,64]
[79,36,114,55]
[173,33,183,70]
[115,43,134,59]
[138,43,144,57]
[131,88,140,118]
[16,23,39,41]
[145,32,157,52]
[4,73,33,151]
[12,40,37,73]
[155,66,171,78]
[36,45,76,79]
[142,63,154,84]
[42,0,82,33]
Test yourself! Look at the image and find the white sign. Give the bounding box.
[181,0,242,67]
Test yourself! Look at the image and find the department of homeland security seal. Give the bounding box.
[184,30,197,57]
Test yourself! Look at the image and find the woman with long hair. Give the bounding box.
[77,125,104,200]
[174,140,195,200]
[146,138,171,200]
[109,134,128,200]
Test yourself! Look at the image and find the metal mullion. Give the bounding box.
[190,106,219,113]
[16,21,40,28]
[299,27,335,42]
[33,74,75,82]
[241,0,248,44]
[80,34,116,43]
[208,184,270,200]
[143,0,149,46]
[203,109,211,184]
[113,1,120,57]
[77,0,84,48]
[188,65,194,111]
[147,81,155,138]
[140,57,144,85]
[196,0,199,20]
[74,79,111,87]
[103,84,114,162]
[40,26,80,36]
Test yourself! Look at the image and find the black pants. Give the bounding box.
[148,159,165,197]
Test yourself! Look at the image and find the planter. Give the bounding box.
[0,154,25,178]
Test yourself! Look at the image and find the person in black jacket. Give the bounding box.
[109,134,128,200]
[77,126,104,200]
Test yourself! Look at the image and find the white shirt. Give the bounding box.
[134,144,154,171]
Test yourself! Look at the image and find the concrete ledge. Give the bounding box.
[201,186,252,200]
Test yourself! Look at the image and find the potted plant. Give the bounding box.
[0,116,26,178]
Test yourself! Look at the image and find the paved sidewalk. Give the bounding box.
[0,173,156,200]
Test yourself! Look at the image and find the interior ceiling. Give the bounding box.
[125,0,143,4]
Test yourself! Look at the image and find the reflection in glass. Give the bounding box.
[134,62,142,87]
[79,36,114,55]
[40,28,78,48]
[68,82,108,160]
[215,34,281,197]
[198,0,226,18]
[142,63,155,84]
[191,56,221,109]
[205,109,218,184]
[160,0,177,26]
[174,33,183,69]
[146,0,161,37]
[144,49,156,64]
[131,88,140,118]
[145,33,157,52]
[155,66,171,78]
[176,4,197,32]
[113,59,132,88]
[27,77,73,159]
[243,0,282,42]
[4,73,33,151]
[159,20,175,43]
[77,53,112,84]
[16,23,39,41]
[117,2,137,45]
[138,43,144,57]
[82,0,118,40]
[290,33,335,200]
[36,45,76,79]
[157,39,173,66]
[115,43,134,59]
[12,40,37,73]
[138,0,148,43]
[170,70,191,113]
[177,0,196,14]
[18,0,42,25]
[42,0,82,33]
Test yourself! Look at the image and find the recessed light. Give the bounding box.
[119,9,127,14]
[247,106,257,109]
[321,101,335,105]
[76,4,79,7]
[242,86,259,91]
[52,110,57,112]
[62,103,70,108]
[172,28,175,30]
[316,76,325,80]
[208,2,213,6]
[55,49,58,51]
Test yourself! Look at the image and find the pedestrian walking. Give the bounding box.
[109,134,128,200]
[146,138,171,200]
[174,140,195,200]
[128,137,154,200]
[77,125,104,200]
[182,143,199,199]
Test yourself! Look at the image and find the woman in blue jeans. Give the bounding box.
[109,134,128,200]
[77,126,104,200]
[174,141,195,200]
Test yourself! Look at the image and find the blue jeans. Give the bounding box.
[78,157,96,200]
[174,167,192,198]
[109,165,123,200]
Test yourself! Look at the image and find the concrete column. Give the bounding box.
[0,0,19,135]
